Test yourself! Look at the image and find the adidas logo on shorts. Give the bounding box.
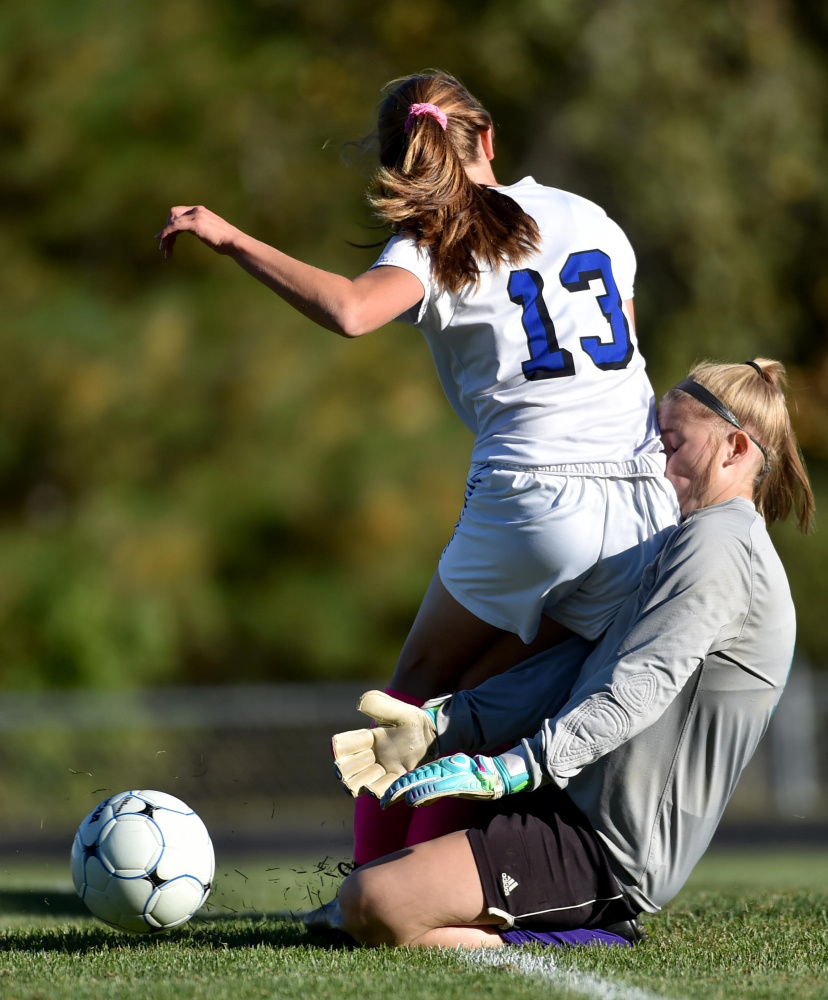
[501,872,519,897]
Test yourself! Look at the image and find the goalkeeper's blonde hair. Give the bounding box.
[663,359,813,532]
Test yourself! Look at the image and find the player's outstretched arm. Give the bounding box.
[155,206,424,338]
[332,690,439,798]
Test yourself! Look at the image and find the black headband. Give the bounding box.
[744,360,764,377]
[674,377,771,476]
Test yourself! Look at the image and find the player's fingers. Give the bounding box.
[379,782,409,808]
[169,206,196,223]
[339,776,364,797]
[334,760,379,797]
[357,689,411,726]
[338,773,368,797]
[406,786,437,807]
[331,728,374,759]
[404,773,471,807]
[378,768,425,807]
[408,787,447,807]
[340,761,389,798]
[155,206,200,241]
[156,217,198,242]
[155,209,181,238]
[155,226,185,259]
[365,770,405,798]
[333,748,377,783]
[358,763,396,793]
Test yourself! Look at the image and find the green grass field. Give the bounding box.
[0,849,826,1000]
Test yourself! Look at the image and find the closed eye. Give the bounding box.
[661,434,681,457]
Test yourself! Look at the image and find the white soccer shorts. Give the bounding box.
[438,455,680,643]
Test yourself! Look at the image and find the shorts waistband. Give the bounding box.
[471,453,667,479]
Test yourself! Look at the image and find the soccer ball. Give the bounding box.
[71,789,215,934]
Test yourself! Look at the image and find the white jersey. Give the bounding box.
[371,178,662,467]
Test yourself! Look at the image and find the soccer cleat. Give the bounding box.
[602,917,646,944]
[303,897,343,931]
[302,858,361,940]
[335,860,359,878]
[302,897,355,943]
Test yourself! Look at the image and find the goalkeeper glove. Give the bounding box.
[381,751,530,809]
[331,690,438,798]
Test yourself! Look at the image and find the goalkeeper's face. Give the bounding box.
[659,400,725,517]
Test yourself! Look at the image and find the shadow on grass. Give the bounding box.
[0,893,353,954]
[0,888,88,917]
[190,916,356,951]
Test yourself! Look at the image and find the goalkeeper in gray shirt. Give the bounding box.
[331,358,814,948]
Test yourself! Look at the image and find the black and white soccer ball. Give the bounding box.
[71,789,215,934]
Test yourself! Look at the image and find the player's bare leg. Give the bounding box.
[413,925,503,947]
[454,613,572,691]
[390,573,571,701]
[338,830,504,947]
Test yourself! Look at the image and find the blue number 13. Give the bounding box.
[508,270,575,381]
[510,249,633,381]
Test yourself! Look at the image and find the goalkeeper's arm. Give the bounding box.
[331,635,592,799]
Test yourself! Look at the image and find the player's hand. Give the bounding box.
[331,690,438,799]
[155,206,242,259]
[381,753,511,808]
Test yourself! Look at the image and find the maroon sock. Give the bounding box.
[352,687,425,866]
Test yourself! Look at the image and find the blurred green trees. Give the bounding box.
[1,0,827,688]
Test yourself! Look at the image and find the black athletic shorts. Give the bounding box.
[466,784,638,930]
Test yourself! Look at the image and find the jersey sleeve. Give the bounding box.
[518,512,754,790]
[370,234,431,325]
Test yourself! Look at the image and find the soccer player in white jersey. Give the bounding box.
[332,359,814,948]
[156,71,678,864]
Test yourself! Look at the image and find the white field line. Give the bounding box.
[460,947,682,1000]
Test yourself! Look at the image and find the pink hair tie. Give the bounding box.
[405,102,448,133]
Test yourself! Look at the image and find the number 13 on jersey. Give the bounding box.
[508,249,634,381]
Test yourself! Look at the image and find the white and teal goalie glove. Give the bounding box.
[331,690,439,799]
[381,752,530,809]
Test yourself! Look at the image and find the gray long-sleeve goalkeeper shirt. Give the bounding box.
[436,497,795,912]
